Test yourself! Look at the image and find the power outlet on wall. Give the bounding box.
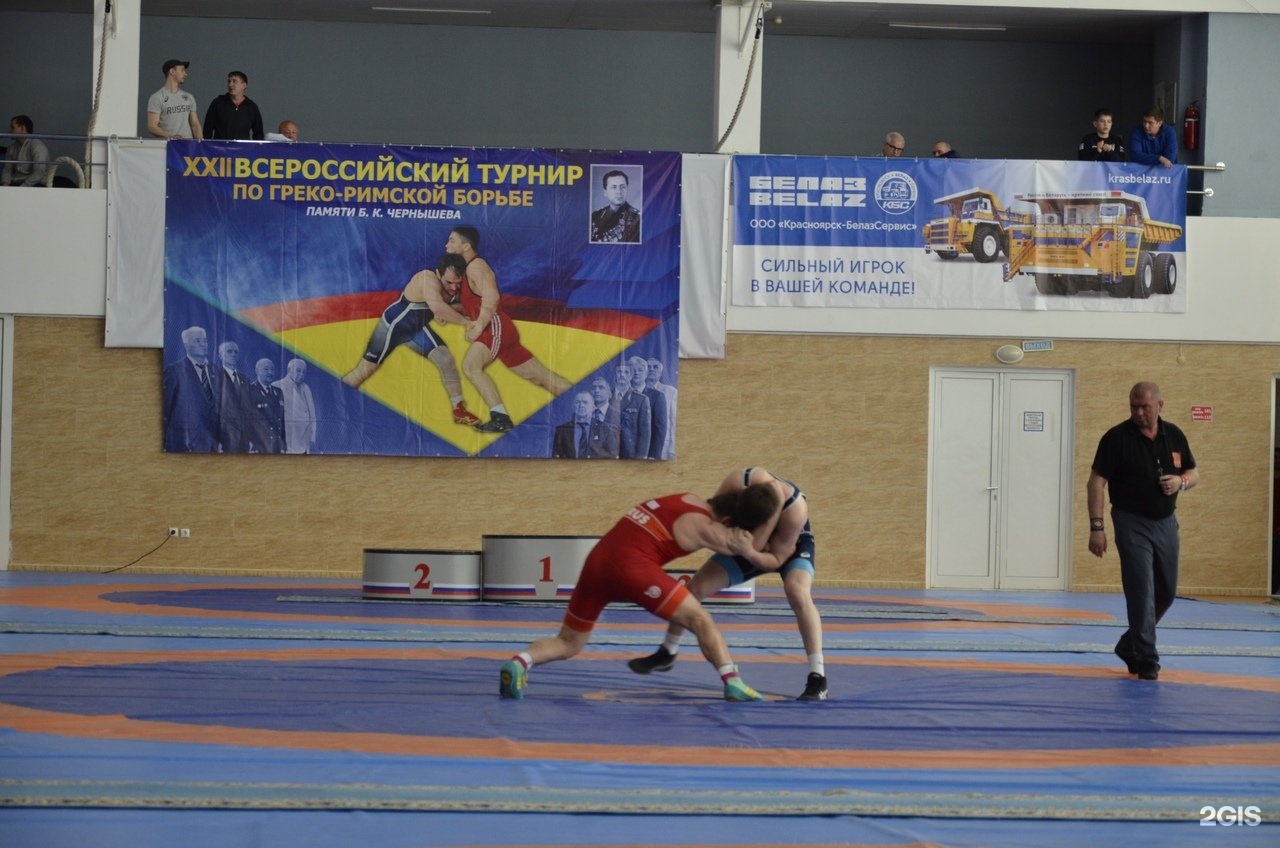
[168,527,179,537]
[179,528,191,538]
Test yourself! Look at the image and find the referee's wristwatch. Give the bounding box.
[1089,518,1105,532]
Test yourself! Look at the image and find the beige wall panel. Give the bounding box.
[9,318,1278,595]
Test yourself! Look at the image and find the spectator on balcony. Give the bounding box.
[1129,105,1177,168]
[881,131,906,157]
[147,59,203,140]
[1078,108,1126,162]
[1,115,49,187]
[931,140,957,158]
[277,119,299,141]
[203,70,264,140]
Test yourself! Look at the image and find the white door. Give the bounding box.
[927,368,1073,590]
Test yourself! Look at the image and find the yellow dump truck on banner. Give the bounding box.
[999,190,1183,299]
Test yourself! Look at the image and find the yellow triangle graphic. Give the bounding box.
[276,318,635,455]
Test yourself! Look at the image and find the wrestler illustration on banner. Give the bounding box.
[441,226,573,433]
[341,254,482,426]
[162,142,682,458]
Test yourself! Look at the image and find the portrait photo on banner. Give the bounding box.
[161,142,681,459]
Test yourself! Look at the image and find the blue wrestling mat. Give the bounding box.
[1,572,1277,848]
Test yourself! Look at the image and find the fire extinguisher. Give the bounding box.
[1183,101,1199,151]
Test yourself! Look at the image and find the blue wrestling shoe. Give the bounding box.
[499,660,526,699]
[723,676,763,702]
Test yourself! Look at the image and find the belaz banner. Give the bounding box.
[162,142,680,459]
[732,156,1187,312]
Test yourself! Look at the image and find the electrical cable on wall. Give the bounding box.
[714,1,765,153]
[101,532,173,574]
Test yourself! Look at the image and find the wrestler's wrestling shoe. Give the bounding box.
[474,411,514,433]
[627,647,676,675]
[723,676,763,702]
[797,672,828,701]
[499,660,526,700]
[452,403,482,426]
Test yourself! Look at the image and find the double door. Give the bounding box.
[927,368,1074,590]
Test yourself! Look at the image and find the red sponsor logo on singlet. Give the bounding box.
[625,503,674,546]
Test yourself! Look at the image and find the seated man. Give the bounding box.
[1,115,49,187]
[499,482,782,702]
[342,253,480,426]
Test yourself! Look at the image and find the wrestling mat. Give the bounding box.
[1,572,1277,847]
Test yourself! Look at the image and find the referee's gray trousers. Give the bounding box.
[1111,507,1180,669]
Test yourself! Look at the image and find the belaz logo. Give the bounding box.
[875,171,918,215]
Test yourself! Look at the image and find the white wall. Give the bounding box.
[0,189,106,317]
[1,186,1278,344]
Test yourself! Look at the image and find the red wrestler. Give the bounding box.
[499,482,782,702]
[441,226,572,433]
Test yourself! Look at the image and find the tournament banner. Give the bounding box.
[163,141,680,459]
[732,156,1187,312]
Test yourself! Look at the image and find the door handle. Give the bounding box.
[986,485,999,490]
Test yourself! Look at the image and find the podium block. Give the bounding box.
[362,549,481,601]
[482,535,598,602]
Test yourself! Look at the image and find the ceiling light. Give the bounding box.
[371,6,492,14]
[889,22,1006,33]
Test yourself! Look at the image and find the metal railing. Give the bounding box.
[0,134,1229,198]
[0,132,111,188]
[1186,161,1226,197]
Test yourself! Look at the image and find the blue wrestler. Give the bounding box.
[342,253,480,426]
[629,466,827,701]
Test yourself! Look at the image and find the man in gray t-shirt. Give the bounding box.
[147,59,202,140]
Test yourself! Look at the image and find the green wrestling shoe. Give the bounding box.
[499,659,526,700]
[723,676,763,702]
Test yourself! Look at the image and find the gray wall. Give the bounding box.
[0,13,95,167]
[762,35,1153,161]
[4,9,1275,217]
[136,17,716,151]
[1204,13,1280,217]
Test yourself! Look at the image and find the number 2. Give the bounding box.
[415,563,432,590]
